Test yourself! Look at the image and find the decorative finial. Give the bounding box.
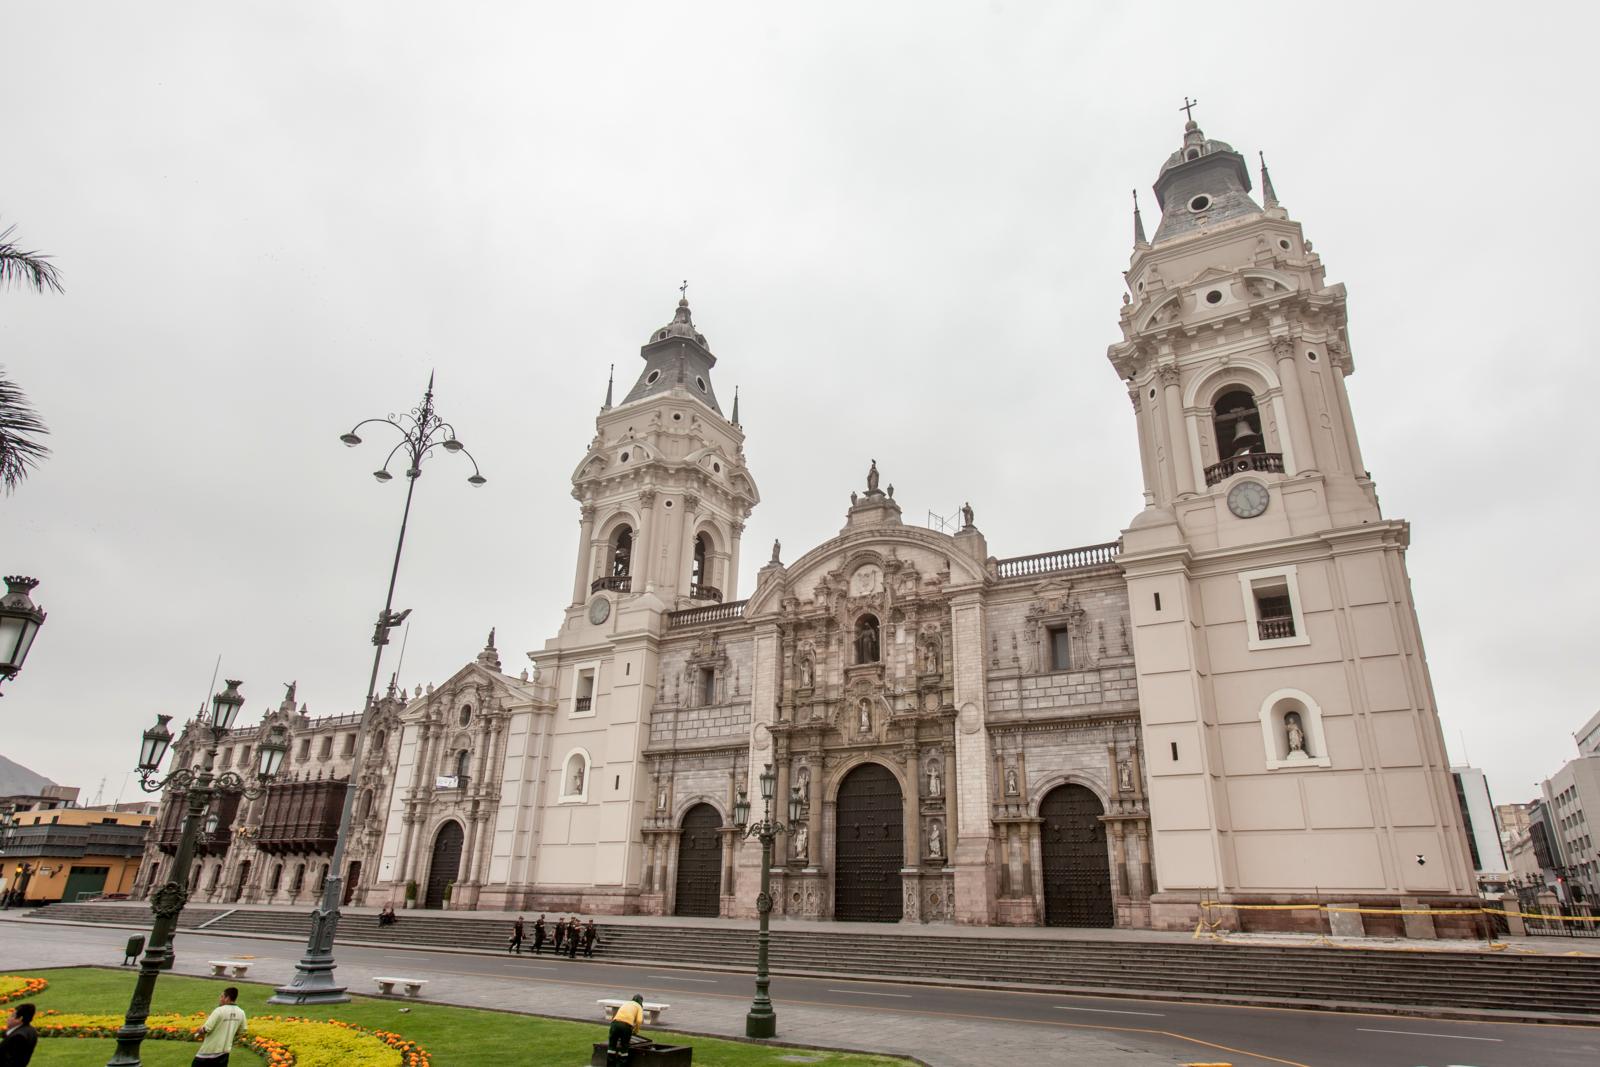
[1179,96,1199,125]
[1132,189,1147,246]
[603,363,614,409]
[731,385,740,425]
[1259,151,1279,209]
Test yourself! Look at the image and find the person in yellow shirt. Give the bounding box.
[606,994,645,1067]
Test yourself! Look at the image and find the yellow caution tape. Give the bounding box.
[1197,901,1600,923]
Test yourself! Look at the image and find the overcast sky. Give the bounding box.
[2,4,1595,817]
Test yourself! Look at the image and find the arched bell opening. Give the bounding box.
[1213,389,1263,458]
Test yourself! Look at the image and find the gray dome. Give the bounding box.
[649,298,709,349]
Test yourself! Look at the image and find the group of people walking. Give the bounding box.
[508,914,597,958]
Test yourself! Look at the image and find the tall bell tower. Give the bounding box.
[1108,115,1477,933]
[526,294,759,912]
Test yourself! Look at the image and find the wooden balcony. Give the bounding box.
[1204,452,1284,487]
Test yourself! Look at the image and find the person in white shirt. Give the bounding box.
[192,987,246,1066]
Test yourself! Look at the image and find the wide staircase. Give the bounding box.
[26,902,1600,1019]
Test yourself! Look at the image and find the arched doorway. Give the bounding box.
[673,804,724,917]
[424,821,464,909]
[834,763,903,922]
[230,860,251,903]
[1040,784,1114,927]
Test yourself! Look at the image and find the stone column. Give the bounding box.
[677,493,701,594]
[774,754,792,862]
[1271,337,1318,474]
[571,505,597,605]
[634,489,657,592]
[1328,345,1369,478]
[941,747,956,846]
[661,829,682,915]
[727,520,745,600]
[949,590,993,923]
[1129,387,1159,503]
[1158,364,1196,496]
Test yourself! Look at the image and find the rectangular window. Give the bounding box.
[319,736,333,760]
[1049,628,1071,672]
[240,745,251,768]
[343,734,356,757]
[1239,565,1311,651]
[220,748,233,768]
[700,667,716,707]
[297,739,310,760]
[572,665,598,716]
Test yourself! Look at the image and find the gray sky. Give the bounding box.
[3,3,1595,814]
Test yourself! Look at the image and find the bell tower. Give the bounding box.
[1108,115,1477,933]
[528,294,760,912]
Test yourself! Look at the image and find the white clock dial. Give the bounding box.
[1226,479,1270,519]
[587,596,611,625]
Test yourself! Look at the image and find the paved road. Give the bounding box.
[6,919,1597,1066]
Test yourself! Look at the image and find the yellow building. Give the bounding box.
[0,808,153,903]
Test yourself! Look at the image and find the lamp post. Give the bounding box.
[108,681,287,1067]
[270,374,485,1006]
[732,763,801,1039]
[0,576,46,695]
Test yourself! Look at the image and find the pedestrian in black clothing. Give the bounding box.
[554,918,567,953]
[566,915,580,958]
[532,914,547,956]
[509,916,525,954]
[583,920,598,958]
[0,1003,37,1066]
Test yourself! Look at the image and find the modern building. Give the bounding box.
[143,116,1481,934]
[1539,751,1600,906]
[1576,709,1600,758]
[0,807,152,903]
[1451,766,1509,894]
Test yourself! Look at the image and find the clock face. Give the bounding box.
[587,596,611,625]
[1227,479,1270,519]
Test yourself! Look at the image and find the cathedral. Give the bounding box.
[142,118,1480,933]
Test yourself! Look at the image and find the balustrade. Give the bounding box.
[1204,452,1284,487]
[591,575,632,594]
[995,540,1121,580]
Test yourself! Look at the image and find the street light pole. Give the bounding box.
[733,763,801,1039]
[0,575,47,695]
[108,682,287,1067]
[270,374,485,1006]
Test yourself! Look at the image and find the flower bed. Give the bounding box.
[33,1009,430,1067]
[0,976,47,1005]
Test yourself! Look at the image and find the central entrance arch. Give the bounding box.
[673,803,724,917]
[424,821,464,909]
[1040,784,1114,927]
[834,763,903,922]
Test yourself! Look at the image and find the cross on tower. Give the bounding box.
[679,279,689,300]
[1179,96,1199,122]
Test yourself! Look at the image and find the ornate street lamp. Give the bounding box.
[0,576,46,695]
[108,683,286,1067]
[271,375,484,1006]
[733,763,802,1039]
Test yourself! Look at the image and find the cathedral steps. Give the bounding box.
[25,902,1600,1020]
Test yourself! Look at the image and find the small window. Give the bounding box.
[1252,581,1295,640]
[297,739,310,760]
[1186,148,1200,160]
[574,667,597,715]
[1049,628,1071,672]
[1239,565,1311,651]
[699,667,716,707]
[459,704,472,727]
[1204,289,1223,304]
[221,748,233,768]
[645,369,661,385]
[695,376,707,391]
[1188,194,1211,212]
[343,733,356,756]
[319,736,333,760]
[240,745,252,768]
[269,864,283,893]
[455,750,470,785]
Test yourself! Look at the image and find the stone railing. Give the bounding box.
[1204,451,1284,487]
[591,575,632,594]
[688,583,723,603]
[667,599,748,629]
[1257,616,1296,640]
[995,540,1121,580]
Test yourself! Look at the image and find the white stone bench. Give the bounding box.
[598,998,669,1026]
[207,961,251,978]
[373,976,428,997]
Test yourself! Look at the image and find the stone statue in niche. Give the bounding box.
[571,761,585,794]
[858,699,872,734]
[1285,711,1308,759]
[927,761,942,797]
[798,655,813,689]
[1005,767,1019,796]
[797,765,810,805]
[920,637,941,675]
[1118,761,1134,793]
[657,785,667,812]
[928,820,943,859]
[793,823,808,859]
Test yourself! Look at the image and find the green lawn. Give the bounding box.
[16,967,914,1066]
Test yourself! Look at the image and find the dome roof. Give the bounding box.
[648,297,709,350]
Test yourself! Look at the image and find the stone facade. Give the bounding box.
[139,118,1479,933]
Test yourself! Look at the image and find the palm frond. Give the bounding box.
[0,224,64,293]
[0,366,51,494]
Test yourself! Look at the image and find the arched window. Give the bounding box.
[291,863,305,894]
[269,864,283,893]
[358,788,374,820]
[855,614,881,664]
[372,729,386,752]
[610,526,634,577]
[455,749,470,786]
[1213,389,1263,458]
[691,533,710,595]
[458,704,472,726]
